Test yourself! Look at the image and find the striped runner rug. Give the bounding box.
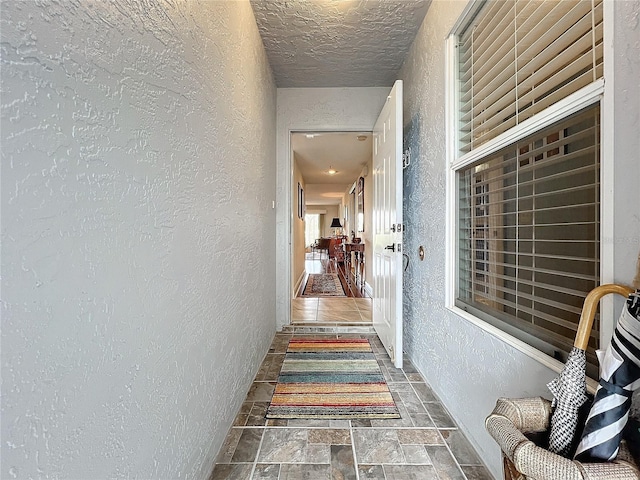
[266,338,400,419]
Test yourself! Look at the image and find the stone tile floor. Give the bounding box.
[210,332,494,480]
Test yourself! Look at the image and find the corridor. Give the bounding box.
[210,331,491,480]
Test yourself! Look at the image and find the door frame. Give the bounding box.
[275,88,391,331]
[283,127,374,323]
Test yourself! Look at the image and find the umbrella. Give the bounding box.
[547,346,589,457]
[546,284,635,457]
[574,290,640,461]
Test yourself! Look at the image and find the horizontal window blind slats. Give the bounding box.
[472,0,516,51]
[517,1,591,66]
[460,260,599,283]
[460,246,599,266]
[517,48,600,111]
[466,159,598,198]
[461,288,585,334]
[457,96,600,365]
[518,66,601,122]
[459,201,598,224]
[457,0,602,153]
[473,31,516,83]
[518,15,603,87]
[472,117,518,149]
[459,268,597,301]
[462,278,585,320]
[472,73,518,124]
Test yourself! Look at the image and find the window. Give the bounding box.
[450,0,603,373]
[305,214,320,248]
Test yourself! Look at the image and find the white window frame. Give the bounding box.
[444,0,615,378]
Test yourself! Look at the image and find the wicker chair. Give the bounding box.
[486,397,640,479]
[486,284,640,479]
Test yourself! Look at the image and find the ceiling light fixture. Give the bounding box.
[327,166,337,175]
[305,134,316,139]
[357,135,367,141]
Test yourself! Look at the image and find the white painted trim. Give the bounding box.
[294,270,307,298]
[447,0,481,37]
[364,281,373,299]
[451,79,605,171]
[283,126,384,328]
[445,34,459,307]
[600,0,616,347]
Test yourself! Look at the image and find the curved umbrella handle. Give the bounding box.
[574,284,635,351]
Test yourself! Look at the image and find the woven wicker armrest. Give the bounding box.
[489,397,552,433]
[486,398,640,480]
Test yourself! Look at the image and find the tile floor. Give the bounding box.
[292,298,372,324]
[210,331,493,480]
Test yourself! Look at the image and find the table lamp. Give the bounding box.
[330,217,343,236]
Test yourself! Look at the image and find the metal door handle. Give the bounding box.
[385,244,395,252]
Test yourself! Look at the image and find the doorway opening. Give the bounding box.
[290,131,372,327]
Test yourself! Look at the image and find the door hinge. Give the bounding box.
[402,147,411,169]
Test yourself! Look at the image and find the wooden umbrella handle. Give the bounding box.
[574,284,635,350]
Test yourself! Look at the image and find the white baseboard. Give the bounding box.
[364,281,373,298]
[294,270,307,297]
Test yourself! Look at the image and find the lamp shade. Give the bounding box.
[330,217,342,228]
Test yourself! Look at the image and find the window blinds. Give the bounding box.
[457,105,600,357]
[458,0,603,154]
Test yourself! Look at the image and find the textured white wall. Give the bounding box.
[275,87,389,329]
[1,1,276,478]
[611,0,640,290]
[399,2,640,478]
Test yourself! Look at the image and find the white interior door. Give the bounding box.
[372,80,403,369]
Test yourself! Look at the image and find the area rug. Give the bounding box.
[302,273,346,297]
[266,338,400,419]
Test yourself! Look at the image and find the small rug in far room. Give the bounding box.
[301,273,346,297]
[266,338,400,419]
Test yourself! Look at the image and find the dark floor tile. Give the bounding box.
[410,413,436,427]
[257,428,308,463]
[233,414,249,426]
[230,428,263,463]
[252,464,281,480]
[350,418,372,427]
[215,428,243,464]
[425,445,465,480]
[382,464,439,479]
[257,354,285,381]
[331,444,357,480]
[461,465,494,480]
[266,418,288,426]
[246,382,276,402]
[308,428,351,445]
[208,463,253,480]
[402,359,419,373]
[425,402,457,428]
[358,464,386,480]
[406,372,425,382]
[397,429,443,445]
[440,430,482,465]
[394,387,427,415]
[412,382,438,403]
[279,463,331,480]
[233,402,253,427]
[287,418,331,427]
[400,444,431,464]
[352,429,405,464]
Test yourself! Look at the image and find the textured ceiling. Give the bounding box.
[250,0,431,87]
